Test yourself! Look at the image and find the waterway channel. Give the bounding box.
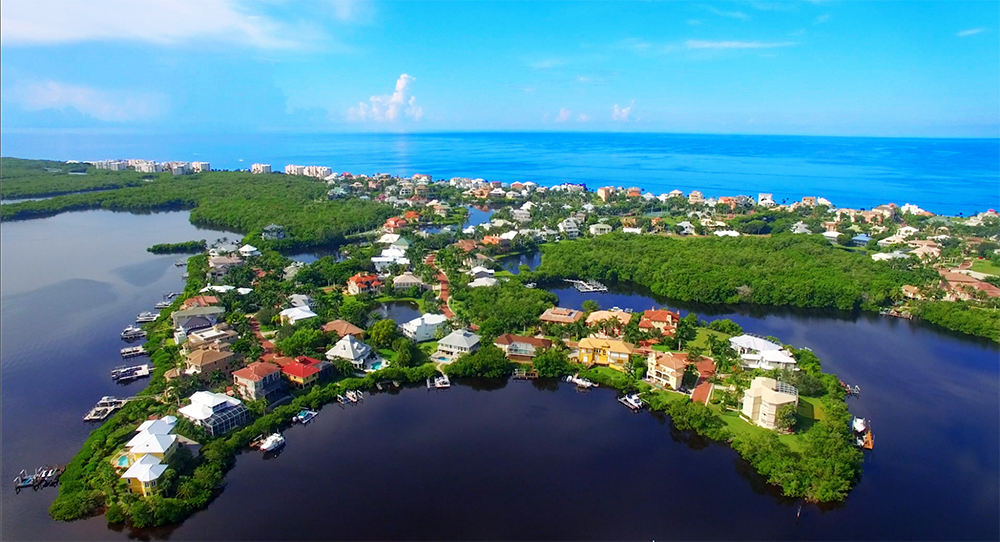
[1,212,997,540]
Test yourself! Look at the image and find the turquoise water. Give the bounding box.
[3,132,996,215]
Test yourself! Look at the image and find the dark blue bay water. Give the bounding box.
[3,132,997,216]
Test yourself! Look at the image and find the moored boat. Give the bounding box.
[120,325,147,340]
[293,409,318,424]
[258,433,285,452]
[618,393,643,411]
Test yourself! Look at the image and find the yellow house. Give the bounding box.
[577,337,636,371]
[121,454,168,497]
[125,432,179,464]
[645,351,689,390]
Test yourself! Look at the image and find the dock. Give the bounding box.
[83,396,136,421]
[111,363,153,383]
[120,346,147,358]
[513,368,539,380]
[564,279,608,292]
[135,312,158,323]
[13,466,63,492]
[154,300,172,309]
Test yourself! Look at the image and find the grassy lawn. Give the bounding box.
[689,328,728,350]
[971,260,1000,276]
[579,366,651,392]
[418,341,439,356]
[709,406,806,453]
[378,348,399,362]
[494,270,516,278]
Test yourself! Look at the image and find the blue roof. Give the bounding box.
[853,234,872,242]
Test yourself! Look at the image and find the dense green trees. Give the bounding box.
[147,240,207,254]
[450,280,558,340]
[1,168,394,251]
[534,234,931,311]
[531,347,574,377]
[368,319,399,348]
[444,345,514,378]
[0,158,147,198]
[913,300,1000,342]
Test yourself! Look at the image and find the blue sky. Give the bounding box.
[1,0,997,137]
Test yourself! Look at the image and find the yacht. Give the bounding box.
[259,433,285,453]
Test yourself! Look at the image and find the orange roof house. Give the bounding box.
[403,210,421,221]
[181,296,220,310]
[638,309,680,335]
[281,361,320,388]
[321,319,364,337]
[539,307,584,324]
[384,217,408,233]
[347,273,383,295]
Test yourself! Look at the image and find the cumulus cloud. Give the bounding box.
[957,28,985,37]
[0,0,313,48]
[7,80,165,122]
[612,101,634,122]
[577,113,591,122]
[348,74,423,122]
[555,108,572,123]
[685,40,796,49]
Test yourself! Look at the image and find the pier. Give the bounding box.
[13,466,63,492]
[564,279,608,292]
[513,367,539,380]
[111,363,153,383]
[136,312,158,323]
[120,346,147,358]
[83,396,137,421]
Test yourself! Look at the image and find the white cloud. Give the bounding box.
[577,113,591,122]
[612,101,634,122]
[0,0,311,48]
[328,0,367,22]
[555,108,572,123]
[813,14,831,25]
[957,28,985,37]
[706,6,750,19]
[347,74,422,122]
[685,40,796,49]
[7,80,165,122]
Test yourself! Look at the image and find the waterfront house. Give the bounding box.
[468,266,496,279]
[232,361,283,402]
[184,344,237,378]
[452,239,480,253]
[178,391,250,437]
[208,255,243,279]
[125,431,178,465]
[347,273,383,295]
[741,377,799,430]
[279,306,318,325]
[539,307,584,325]
[393,272,426,291]
[172,306,226,333]
[589,223,612,236]
[437,330,481,359]
[577,337,635,370]
[821,231,842,243]
[740,349,798,371]
[493,334,552,362]
[729,334,783,355]
[852,233,872,247]
[262,224,285,240]
[585,309,633,335]
[645,351,689,390]
[512,209,531,223]
[181,324,239,353]
[400,313,449,342]
[281,360,321,388]
[688,190,704,204]
[638,309,680,336]
[238,244,261,257]
[321,319,365,338]
[121,454,168,497]
[468,277,499,288]
[180,295,220,310]
[325,335,379,371]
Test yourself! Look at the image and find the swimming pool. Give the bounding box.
[370,361,384,371]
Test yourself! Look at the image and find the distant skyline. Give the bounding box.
[1,0,998,137]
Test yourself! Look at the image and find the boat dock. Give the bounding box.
[120,326,147,341]
[564,279,608,292]
[13,466,63,492]
[111,363,153,383]
[163,291,181,299]
[174,259,187,267]
[120,346,147,358]
[427,375,451,389]
[83,396,137,421]
[135,312,158,323]
[154,300,172,309]
[513,367,539,380]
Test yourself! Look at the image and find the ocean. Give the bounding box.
[2,132,997,216]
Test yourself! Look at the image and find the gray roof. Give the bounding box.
[438,329,481,349]
[172,306,226,318]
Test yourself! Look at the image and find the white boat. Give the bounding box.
[120,325,147,340]
[434,375,451,388]
[259,433,285,452]
[136,312,158,323]
[618,393,643,411]
[566,374,596,389]
[293,410,318,424]
[852,417,867,433]
[345,390,358,403]
[154,301,171,309]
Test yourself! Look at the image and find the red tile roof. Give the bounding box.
[321,319,364,336]
[494,334,552,349]
[232,361,281,381]
[295,356,323,367]
[282,362,320,379]
[349,273,383,287]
